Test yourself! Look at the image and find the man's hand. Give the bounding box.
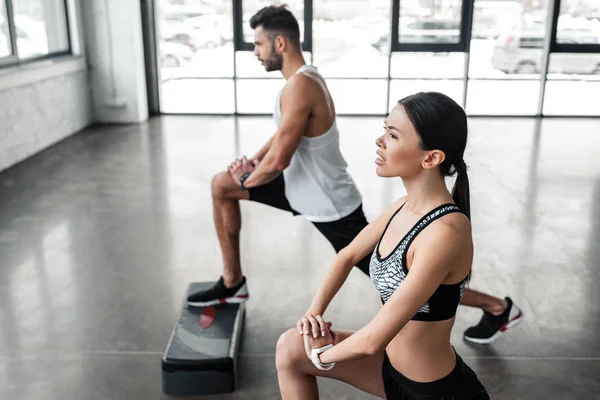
[228,156,259,186]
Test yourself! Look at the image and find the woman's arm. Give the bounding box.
[298,197,407,337]
[317,221,468,364]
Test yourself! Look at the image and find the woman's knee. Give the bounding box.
[276,328,306,372]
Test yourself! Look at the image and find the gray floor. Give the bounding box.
[0,115,599,400]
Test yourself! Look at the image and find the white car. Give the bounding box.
[491,26,600,75]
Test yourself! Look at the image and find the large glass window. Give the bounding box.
[389,79,464,111]
[466,0,550,115]
[398,0,462,44]
[236,79,285,113]
[313,0,388,78]
[556,1,600,45]
[328,79,388,114]
[543,0,600,116]
[0,1,12,58]
[312,0,388,114]
[390,0,467,110]
[11,0,69,59]
[160,79,235,114]
[155,0,600,117]
[157,0,233,113]
[0,0,69,64]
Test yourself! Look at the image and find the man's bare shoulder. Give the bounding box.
[282,73,321,101]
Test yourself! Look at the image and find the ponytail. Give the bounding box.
[452,160,470,220]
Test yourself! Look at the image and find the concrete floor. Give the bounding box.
[0,115,599,399]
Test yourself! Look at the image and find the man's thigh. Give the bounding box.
[247,173,299,215]
[311,205,371,275]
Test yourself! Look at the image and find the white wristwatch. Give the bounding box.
[310,344,335,371]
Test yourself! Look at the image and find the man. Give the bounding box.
[187,5,522,344]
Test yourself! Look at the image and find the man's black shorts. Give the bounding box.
[248,174,371,276]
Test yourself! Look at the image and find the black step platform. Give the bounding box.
[162,282,245,397]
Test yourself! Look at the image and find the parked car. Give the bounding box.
[371,18,460,53]
[491,26,600,74]
[399,19,461,43]
[160,22,224,51]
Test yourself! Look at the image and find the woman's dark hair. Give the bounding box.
[250,5,301,49]
[398,92,470,219]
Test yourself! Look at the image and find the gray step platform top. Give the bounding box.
[163,282,245,366]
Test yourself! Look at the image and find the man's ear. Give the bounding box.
[274,34,286,52]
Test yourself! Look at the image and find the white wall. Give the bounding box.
[0,0,93,172]
[81,0,149,123]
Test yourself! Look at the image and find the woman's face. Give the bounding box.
[375,105,426,178]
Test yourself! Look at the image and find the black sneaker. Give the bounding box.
[187,276,249,307]
[463,297,523,344]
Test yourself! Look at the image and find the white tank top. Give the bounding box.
[274,65,362,222]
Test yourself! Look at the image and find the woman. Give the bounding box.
[275,92,490,399]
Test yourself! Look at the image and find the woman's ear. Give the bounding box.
[422,150,446,170]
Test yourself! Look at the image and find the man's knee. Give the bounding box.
[211,171,232,200]
[276,328,305,372]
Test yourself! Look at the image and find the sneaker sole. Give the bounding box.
[187,294,249,308]
[463,311,524,345]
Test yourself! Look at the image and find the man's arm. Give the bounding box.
[237,76,313,189]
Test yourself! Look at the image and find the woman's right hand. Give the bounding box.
[297,314,332,338]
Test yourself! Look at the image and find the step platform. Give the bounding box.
[162,282,245,397]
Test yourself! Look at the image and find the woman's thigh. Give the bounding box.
[277,328,386,398]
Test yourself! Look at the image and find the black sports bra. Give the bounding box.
[369,202,468,322]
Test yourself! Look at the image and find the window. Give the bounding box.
[236,79,285,113]
[466,0,550,115]
[555,0,600,49]
[156,0,234,113]
[312,0,389,114]
[12,0,69,59]
[0,0,70,65]
[543,0,600,116]
[0,1,13,57]
[154,0,600,116]
[313,0,389,78]
[390,0,469,111]
[392,0,469,52]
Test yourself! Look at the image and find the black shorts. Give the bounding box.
[248,174,371,276]
[382,353,490,400]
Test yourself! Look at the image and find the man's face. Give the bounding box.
[253,26,283,72]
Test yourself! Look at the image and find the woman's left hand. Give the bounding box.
[303,326,335,360]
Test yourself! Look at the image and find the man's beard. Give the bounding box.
[263,46,283,72]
